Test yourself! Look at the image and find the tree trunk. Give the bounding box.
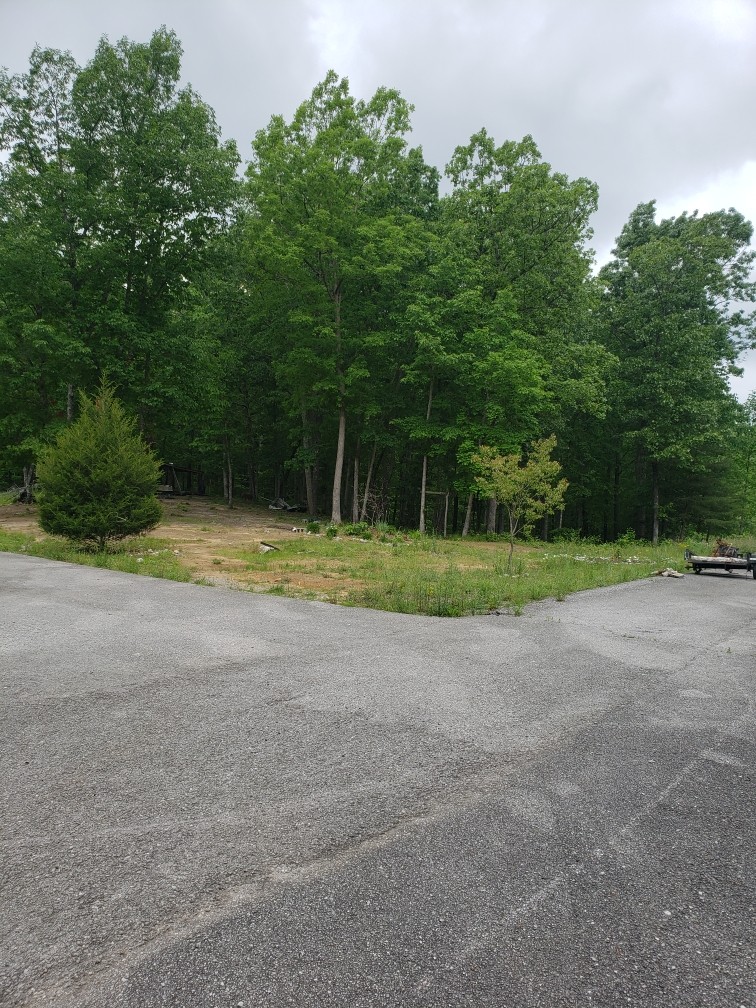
[418,378,434,533]
[486,497,498,534]
[331,402,346,524]
[301,407,316,516]
[462,493,475,537]
[330,287,346,525]
[507,511,517,572]
[344,456,352,515]
[651,459,659,546]
[66,384,75,422]
[304,465,315,516]
[352,444,360,523]
[223,435,233,509]
[419,454,429,533]
[635,448,647,539]
[21,465,35,503]
[359,441,378,522]
[443,492,449,538]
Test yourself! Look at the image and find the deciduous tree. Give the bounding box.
[0,30,239,481]
[473,436,568,568]
[599,202,756,543]
[245,71,436,522]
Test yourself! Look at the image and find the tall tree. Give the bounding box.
[69,28,239,423]
[441,131,604,531]
[0,30,239,480]
[0,47,85,482]
[729,391,756,533]
[599,202,756,543]
[245,71,436,523]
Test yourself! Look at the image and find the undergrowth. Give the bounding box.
[228,530,692,616]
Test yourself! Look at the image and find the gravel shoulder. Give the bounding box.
[1,553,754,1007]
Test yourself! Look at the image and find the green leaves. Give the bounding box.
[597,201,756,541]
[3,37,752,540]
[472,437,568,563]
[0,29,239,481]
[36,380,162,550]
[243,72,438,520]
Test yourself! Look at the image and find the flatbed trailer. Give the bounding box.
[684,549,755,578]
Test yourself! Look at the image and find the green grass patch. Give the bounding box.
[0,528,194,582]
[227,532,692,616]
[4,519,747,616]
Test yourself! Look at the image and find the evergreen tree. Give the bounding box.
[36,381,162,550]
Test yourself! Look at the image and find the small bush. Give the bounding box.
[36,380,162,551]
[405,529,426,542]
[342,521,371,537]
[615,529,638,547]
[306,520,321,534]
[550,528,581,544]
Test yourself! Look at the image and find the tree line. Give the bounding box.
[1,28,754,543]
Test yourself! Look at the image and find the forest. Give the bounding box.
[1,28,755,545]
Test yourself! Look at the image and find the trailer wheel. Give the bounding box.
[694,566,701,574]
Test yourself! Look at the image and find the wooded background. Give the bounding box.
[2,30,754,542]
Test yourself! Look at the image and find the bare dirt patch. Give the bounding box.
[0,498,324,592]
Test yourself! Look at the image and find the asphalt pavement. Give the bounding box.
[1,552,754,1007]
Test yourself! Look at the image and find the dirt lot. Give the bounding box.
[0,497,349,595]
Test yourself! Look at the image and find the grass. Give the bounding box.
[226,529,703,616]
[0,529,195,582]
[2,518,752,616]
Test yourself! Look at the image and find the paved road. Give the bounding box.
[1,553,754,1007]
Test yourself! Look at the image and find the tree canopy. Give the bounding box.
[2,30,754,542]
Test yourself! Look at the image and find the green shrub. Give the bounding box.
[374,521,397,535]
[36,380,163,551]
[615,529,639,547]
[550,528,581,544]
[341,521,371,537]
[306,520,321,534]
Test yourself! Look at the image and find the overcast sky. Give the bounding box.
[3,0,755,399]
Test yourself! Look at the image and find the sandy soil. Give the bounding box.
[0,498,354,596]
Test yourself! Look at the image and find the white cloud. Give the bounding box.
[655,161,756,233]
[655,163,756,403]
[682,0,756,39]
